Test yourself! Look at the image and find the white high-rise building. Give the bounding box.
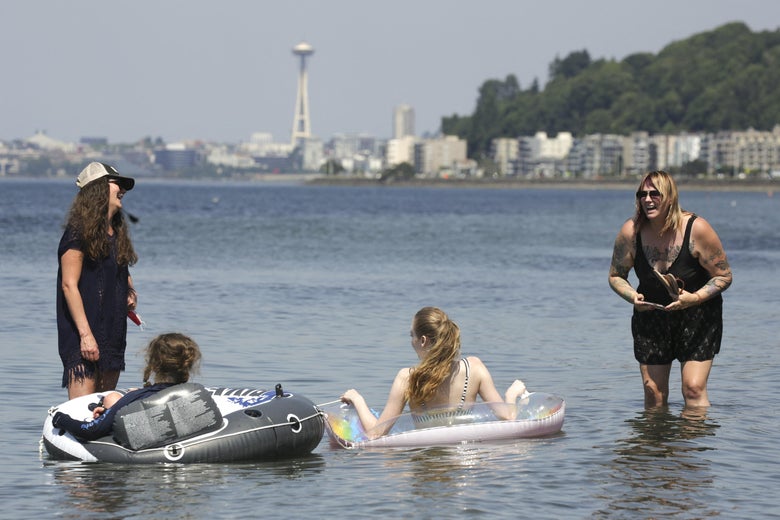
[393,104,415,139]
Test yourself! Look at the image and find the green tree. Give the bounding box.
[379,162,415,182]
[441,22,780,158]
[320,159,345,175]
[549,50,592,80]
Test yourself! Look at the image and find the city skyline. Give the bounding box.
[2,1,779,145]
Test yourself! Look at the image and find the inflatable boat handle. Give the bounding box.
[275,384,284,397]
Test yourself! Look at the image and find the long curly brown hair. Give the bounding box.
[143,333,202,385]
[405,307,461,408]
[64,177,137,265]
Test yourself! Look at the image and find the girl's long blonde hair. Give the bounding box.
[406,307,461,408]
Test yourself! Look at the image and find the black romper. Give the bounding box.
[57,226,130,387]
[632,215,723,364]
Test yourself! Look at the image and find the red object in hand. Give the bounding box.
[128,310,143,326]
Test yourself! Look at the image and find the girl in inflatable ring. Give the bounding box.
[340,307,528,439]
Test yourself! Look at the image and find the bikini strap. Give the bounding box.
[458,358,470,409]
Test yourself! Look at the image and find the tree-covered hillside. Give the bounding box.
[442,22,780,158]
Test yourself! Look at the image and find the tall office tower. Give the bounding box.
[291,41,315,148]
[393,104,415,139]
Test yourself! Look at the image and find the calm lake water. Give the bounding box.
[1,177,778,519]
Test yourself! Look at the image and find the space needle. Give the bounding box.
[290,41,314,148]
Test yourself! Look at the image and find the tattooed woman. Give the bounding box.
[609,170,731,409]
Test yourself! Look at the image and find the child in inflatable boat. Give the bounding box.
[52,332,201,441]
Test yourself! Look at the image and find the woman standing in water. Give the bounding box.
[609,170,732,408]
[57,162,138,399]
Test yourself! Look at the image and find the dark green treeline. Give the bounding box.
[442,22,780,158]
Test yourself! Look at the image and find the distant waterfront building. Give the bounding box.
[516,132,572,177]
[154,143,198,171]
[240,132,293,157]
[585,134,625,177]
[337,153,384,177]
[700,126,780,176]
[25,131,75,152]
[491,138,519,176]
[386,135,417,167]
[207,145,256,169]
[393,104,415,139]
[700,132,737,175]
[564,134,624,178]
[328,133,382,159]
[670,133,702,167]
[623,132,651,176]
[0,141,20,175]
[291,41,315,148]
[207,133,298,171]
[643,133,702,172]
[80,137,108,148]
[535,131,573,159]
[319,133,386,175]
[732,126,780,175]
[298,137,324,172]
[414,135,468,177]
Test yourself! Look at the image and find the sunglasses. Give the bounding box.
[636,190,661,199]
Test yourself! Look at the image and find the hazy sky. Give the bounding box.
[2,1,778,144]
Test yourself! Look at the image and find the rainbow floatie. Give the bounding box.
[322,392,565,449]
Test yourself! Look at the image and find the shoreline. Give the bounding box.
[305,175,779,193]
[4,174,777,193]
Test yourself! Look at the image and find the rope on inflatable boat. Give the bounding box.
[316,399,343,407]
[77,409,327,453]
[170,409,326,450]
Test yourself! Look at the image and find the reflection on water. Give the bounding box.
[596,407,720,518]
[407,446,486,491]
[44,455,325,518]
[377,441,535,511]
